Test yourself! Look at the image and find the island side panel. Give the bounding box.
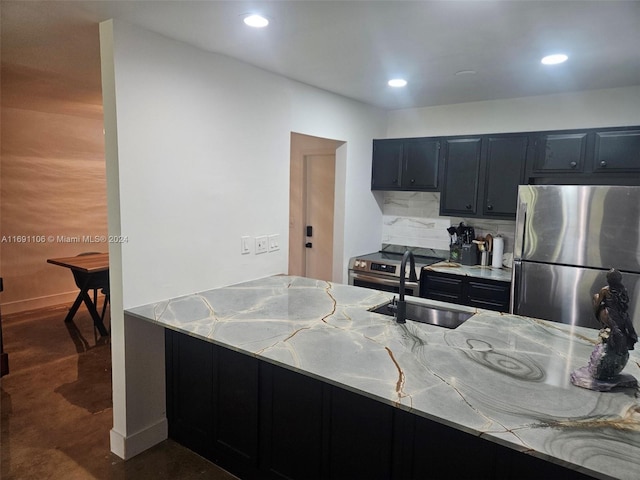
[165,328,597,480]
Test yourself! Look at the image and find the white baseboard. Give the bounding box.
[0,291,80,315]
[110,417,168,460]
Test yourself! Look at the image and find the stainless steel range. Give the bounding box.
[348,248,445,296]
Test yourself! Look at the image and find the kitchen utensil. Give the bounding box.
[485,234,493,253]
[447,227,457,245]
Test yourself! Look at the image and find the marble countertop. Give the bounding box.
[425,261,513,282]
[127,275,640,480]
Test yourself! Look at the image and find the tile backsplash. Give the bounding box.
[382,191,516,254]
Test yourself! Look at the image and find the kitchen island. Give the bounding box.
[127,275,640,480]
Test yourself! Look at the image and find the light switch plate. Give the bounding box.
[268,234,280,252]
[241,236,251,255]
[255,236,268,254]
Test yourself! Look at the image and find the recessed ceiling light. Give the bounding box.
[541,54,568,65]
[388,79,407,88]
[243,14,269,28]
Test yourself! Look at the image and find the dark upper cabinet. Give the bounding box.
[439,137,482,216]
[440,135,527,219]
[482,135,528,217]
[532,132,588,173]
[372,125,640,208]
[593,129,640,173]
[403,138,440,189]
[371,139,403,189]
[372,138,440,191]
[526,126,640,184]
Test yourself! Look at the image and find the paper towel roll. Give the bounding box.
[492,236,504,268]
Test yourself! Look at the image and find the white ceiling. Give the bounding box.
[3,0,640,110]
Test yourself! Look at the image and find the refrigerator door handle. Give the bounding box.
[513,189,528,260]
[509,259,522,314]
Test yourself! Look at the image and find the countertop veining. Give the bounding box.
[425,261,513,282]
[127,275,640,480]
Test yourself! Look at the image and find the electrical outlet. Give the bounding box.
[268,234,280,252]
[241,236,251,255]
[255,236,268,254]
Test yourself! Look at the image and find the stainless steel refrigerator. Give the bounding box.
[511,185,640,330]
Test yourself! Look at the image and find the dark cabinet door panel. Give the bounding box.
[166,331,214,456]
[483,135,528,217]
[411,412,497,479]
[467,279,510,300]
[440,137,482,215]
[371,140,403,189]
[214,346,259,464]
[403,138,440,189]
[533,133,587,173]
[593,129,640,172]
[420,272,464,297]
[261,365,325,480]
[328,387,394,480]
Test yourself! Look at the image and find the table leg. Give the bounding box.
[81,291,109,337]
[65,277,109,337]
[64,291,86,323]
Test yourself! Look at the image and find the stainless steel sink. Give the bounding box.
[370,301,473,329]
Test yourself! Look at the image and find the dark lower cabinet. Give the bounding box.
[165,332,260,478]
[260,364,325,480]
[165,329,594,480]
[166,330,215,457]
[420,271,511,313]
[214,346,260,467]
[405,410,498,479]
[327,388,394,480]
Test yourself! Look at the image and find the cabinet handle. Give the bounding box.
[393,178,398,184]
[410,178,415,184]
[600,160,607,168]
[466,204,472,210]
[570,161,577,168]
[487,204,493,211]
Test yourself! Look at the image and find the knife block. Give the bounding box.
[461,243,478,266]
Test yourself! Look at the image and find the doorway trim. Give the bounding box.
[289,133,345,282]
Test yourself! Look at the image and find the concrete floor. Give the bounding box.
[0,303,237,479]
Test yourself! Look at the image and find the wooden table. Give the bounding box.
[47,253,110,336]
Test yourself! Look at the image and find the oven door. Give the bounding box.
[349,271,418,296]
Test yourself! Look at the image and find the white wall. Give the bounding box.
[111,24,385,310]
[386,85,640,137]
[101,19,386,458]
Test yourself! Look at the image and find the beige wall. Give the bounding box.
[0,22,107,314]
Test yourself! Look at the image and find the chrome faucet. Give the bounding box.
[394,250,417,324]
